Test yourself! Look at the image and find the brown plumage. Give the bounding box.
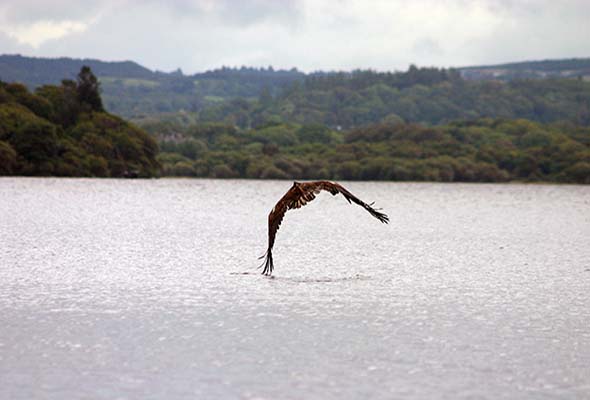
[259,180,389,276]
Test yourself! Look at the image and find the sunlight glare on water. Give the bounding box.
[1,178,589,399]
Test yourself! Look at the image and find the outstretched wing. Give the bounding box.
[260,181,389,275]
[259,186,299,275]
[306,181,390,224]
[264,185,309,255]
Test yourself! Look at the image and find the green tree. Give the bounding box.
[77,66,104,112]
[36,80,80,127]
[10,121,59,175]
[0,140,17,174]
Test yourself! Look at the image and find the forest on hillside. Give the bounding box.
[146,118,590,183]
[191,68,590,129]
[1,62,589,183]
[2,55,590,127]
[102,65,590,126]
[0,67,159,177]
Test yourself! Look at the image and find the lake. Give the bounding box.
[1,178,589,399]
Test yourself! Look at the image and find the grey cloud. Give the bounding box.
[0,0,108,24]
[1,0,304,28]
[1,0,588,73]
[0,31,30,54]
[195,0,303,26]
[412,38,443,57]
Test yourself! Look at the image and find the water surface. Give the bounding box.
[1,178,589,399]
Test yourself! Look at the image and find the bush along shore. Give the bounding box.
[148,118,590,183]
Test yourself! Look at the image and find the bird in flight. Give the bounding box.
[259,181,389,276]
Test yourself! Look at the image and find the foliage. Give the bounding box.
[143,118,590,183]
[203,71,590,129]
[3,55,589,127]
[0,67,159,177]
[77,66,104,112]
[0,140,16,174]
[2,57,589,183]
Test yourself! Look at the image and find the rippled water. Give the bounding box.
[1,178,589,399]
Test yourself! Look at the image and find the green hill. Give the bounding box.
[0,66,159,177]
[1,57,589,183]
[0,54,305,118]
[194,68,590,129]
[2,54,589,127]
[0,54,154,86]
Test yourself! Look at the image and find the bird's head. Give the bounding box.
[293,181,301,187]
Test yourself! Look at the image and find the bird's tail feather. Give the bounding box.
[258,249,274,276]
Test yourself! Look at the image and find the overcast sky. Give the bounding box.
[0,0,589,73]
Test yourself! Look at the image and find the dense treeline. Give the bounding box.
[198,69,590,129]
[2,59,589,183]
[102,66,305,117]
[3,55,590,127]
[0,67,159,177]
[123,67,588,130]
[147,118,590,183]
[87,66,305,118]
[196,66,305,96]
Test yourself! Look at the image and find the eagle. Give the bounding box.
[259,180,389,276]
